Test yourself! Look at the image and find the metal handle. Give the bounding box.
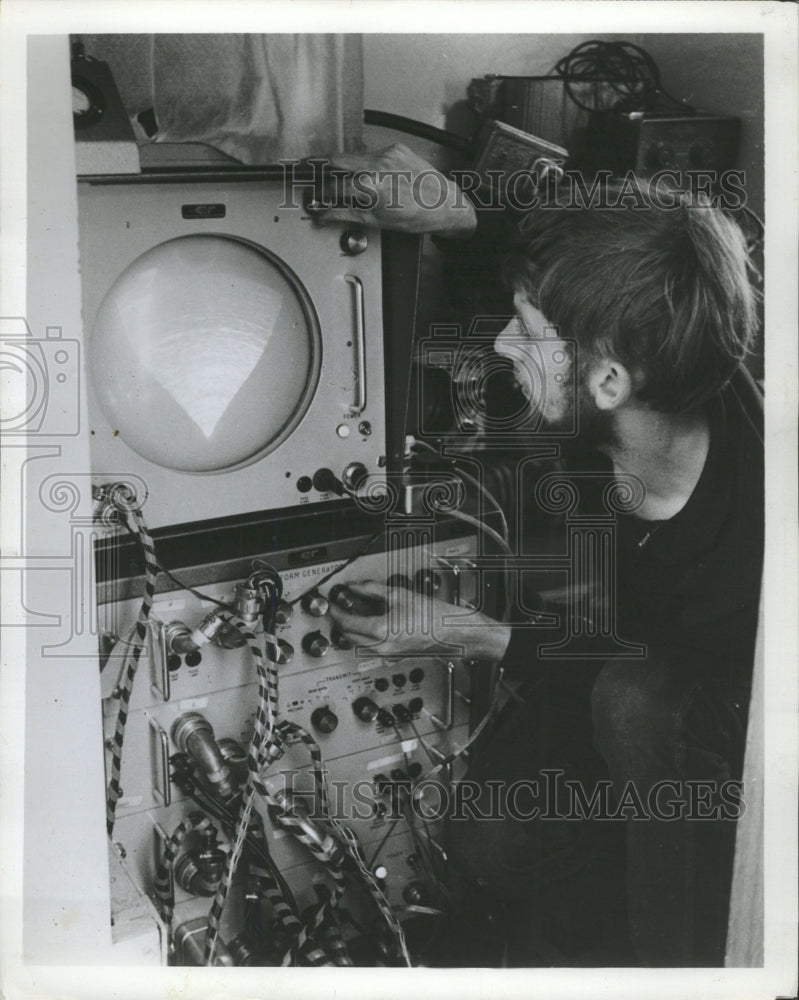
[149,716,172,806]
[150,622,171,703]
[429,660,455,731]
[345,275,366,415]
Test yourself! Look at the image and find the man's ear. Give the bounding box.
[585,358,636,411]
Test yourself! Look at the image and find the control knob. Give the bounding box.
[267,638,294,664]
[310,706,339,734]
[274,600,293,625]
[342,461,369,491]
[340,230,369,256]
[352,696,379,722]
[301,591,329,617]
[302,631,330,658]
[331,624,354,650]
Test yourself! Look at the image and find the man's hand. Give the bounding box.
[309,144,477,239]
[326,580,510,662]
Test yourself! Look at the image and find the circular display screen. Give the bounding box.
[89,235,321,472]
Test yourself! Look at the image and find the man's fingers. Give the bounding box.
[313,206,376,227]
[342,580,389,598]
[327,606,383,638]
[322,150,381,173]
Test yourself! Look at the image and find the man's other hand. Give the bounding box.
[310,144,477,239]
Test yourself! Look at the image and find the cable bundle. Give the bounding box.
[97,484,159,837]
[553,40,693,115]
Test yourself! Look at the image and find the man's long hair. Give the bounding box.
[504,182,760,413]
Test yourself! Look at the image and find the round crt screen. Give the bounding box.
[89,235,320,472]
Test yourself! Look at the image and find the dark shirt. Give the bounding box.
[500,367,764,688]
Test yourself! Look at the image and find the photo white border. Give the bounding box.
[1,2,796,999]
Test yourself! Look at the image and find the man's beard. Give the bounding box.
[537,359,618,451]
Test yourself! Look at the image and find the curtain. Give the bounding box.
[78,33,364,164]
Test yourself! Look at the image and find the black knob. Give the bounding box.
[302,631,329,658]
[185,650,202,668]
[374,677,389,692]
[409,667,424,684]
[330,624,354,650]
[310,706,339,734]
[392,673,406,687]
[267,638,294,664]
[342,462,368,491]
[301,591,329,617]
[312,467,344,495]
[353,696,378,722]
[274,600,293,625]
[329,584,355,610]
[376,708,395,727]
[408,697,424,715]
[340,229,368,256]
[393,704,411,723]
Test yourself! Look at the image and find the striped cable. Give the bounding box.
[100,487,158,837]
[246,864,325,966]
[153,812,215,943]
[203,613,281,966]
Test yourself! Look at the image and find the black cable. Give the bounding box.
[552,40,695,116]
[287,528,385,606]
[117,519,240,613]
[366,818,402,869]
[364,110,472,153]
[392,725,449,900]
[154,557,239,612]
